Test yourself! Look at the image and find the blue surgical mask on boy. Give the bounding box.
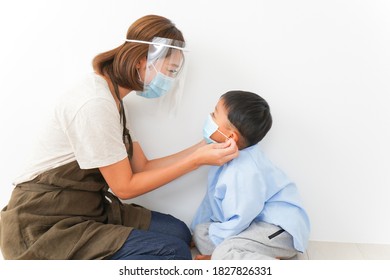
[203,114,229,144]
[136,65,175,99]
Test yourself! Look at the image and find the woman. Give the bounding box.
[0,15,238,260]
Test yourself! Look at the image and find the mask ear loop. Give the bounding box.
[136,68,144,83]
[108,71,133,158]
[217,129,230,141]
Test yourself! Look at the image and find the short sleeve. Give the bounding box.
[65,98,128,169]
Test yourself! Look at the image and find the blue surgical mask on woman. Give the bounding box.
[136,65,175,99]
[203,114,229,144]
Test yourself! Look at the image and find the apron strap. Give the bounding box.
[102,184,123,225]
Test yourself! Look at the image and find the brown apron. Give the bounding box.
[0,161,151,259]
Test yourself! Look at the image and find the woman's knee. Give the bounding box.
[149,211,192,245]
[166,237,192,260]
[172,218,192,244]
[110,229,192,260]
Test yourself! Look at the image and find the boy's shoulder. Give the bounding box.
[226,144,265,169]
[237,143,264,161]
[227,143,281,174]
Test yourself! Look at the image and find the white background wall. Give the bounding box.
[0,0,389,245]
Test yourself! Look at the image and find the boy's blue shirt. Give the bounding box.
[191,143,310,252]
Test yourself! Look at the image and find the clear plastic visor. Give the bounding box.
[143,37,187,108]
[126,37,188,115]
[144,37,186,84]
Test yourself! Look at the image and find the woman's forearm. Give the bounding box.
[142,140,206,171]
[122,153,200,199]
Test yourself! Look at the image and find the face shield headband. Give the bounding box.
[125,38,186,51]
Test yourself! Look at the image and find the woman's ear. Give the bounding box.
[136,57,147,68]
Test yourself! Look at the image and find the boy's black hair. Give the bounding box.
[221,90,272,148]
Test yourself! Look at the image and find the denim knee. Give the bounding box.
[149,211,192,245]
[169,238,192,260]
[172,219,192,245]
[110,229,192,260]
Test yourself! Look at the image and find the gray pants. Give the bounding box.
[193,221,298,260]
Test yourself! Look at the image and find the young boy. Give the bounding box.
[191,90,310,260]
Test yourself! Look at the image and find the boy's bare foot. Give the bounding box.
[194,254,211,260]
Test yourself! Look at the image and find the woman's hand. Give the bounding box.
[194,138,239,167]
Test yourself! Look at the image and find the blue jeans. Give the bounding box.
[109,211,192,260]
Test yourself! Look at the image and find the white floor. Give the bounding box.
[297,241,390,260]
[1,241,390,260]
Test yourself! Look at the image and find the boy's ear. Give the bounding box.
[229,130,240,144]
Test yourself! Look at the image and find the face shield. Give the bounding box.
[125,37,188,115]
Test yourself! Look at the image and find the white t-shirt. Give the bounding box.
[14,73,136,185]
